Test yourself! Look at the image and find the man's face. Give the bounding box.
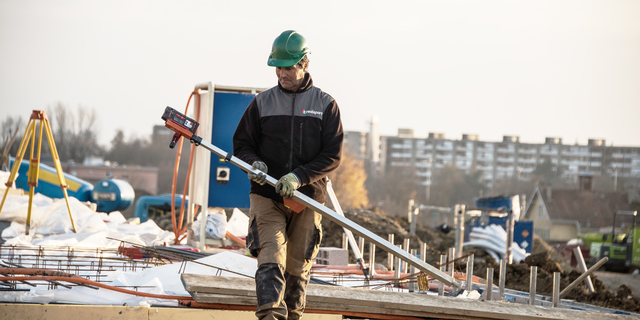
[276,64,306,91]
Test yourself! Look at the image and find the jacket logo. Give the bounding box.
[302,109,322,116]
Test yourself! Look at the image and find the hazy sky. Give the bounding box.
[1,0,639,148]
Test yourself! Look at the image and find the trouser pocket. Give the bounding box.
[304,223,322,260]
[246,217,260,258]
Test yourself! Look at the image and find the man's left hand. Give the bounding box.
[275,173,300,199]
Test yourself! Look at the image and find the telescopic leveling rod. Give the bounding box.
[160,106,460,288]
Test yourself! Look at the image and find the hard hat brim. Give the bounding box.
[267,56,303,68]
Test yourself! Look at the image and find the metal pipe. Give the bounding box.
[499,259,506,298]
[560,257,609,298]
[465,254,474,292]
[455,205,465,258]
[183,132,459,287]
[403,238,410,274]
[369,243,376,278]
[573,247,594,293]
[326,177,371,280]
[407,199,414,225]
[505,210,514,264]
[342,233,348,250]
[410,208,418,235]
[529,266,537,305]
[552,272,560,307]
[358,236,365,258]
[447,248,455,278]
[439,255,446,296]
[409,249,416,292]
[394,244,401,286]
[486,267,494,301]
[387,234,394,271]
[420,242,427,262]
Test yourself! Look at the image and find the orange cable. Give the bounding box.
[0,275,193,301]
[170,90,197,244]
[177,92,200,234]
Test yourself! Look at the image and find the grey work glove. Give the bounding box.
[275,173,300,199]
[248,161,268,185]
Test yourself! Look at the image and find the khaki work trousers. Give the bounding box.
[246,194,323,320]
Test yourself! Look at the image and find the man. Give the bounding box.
[233,30,343,320]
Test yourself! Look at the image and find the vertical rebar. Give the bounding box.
[410,208,418,235]
[420,242,427,262]
[486,267,494,301]
[408,199,414,224]
[409,249,417,292]
[455,205,465,258]
[439,254,446,296]
[369,243,376,278]
[552,272,560,307]
[402,238,410,273]
[387,234,394,271]
[466,254,474,292]
[505,210,514,264]
[529,266,537,306]
[342,232,348,250]
[394,244,401,286]
[358,236,365,257]
[447,247,455,278]
[499,259,506,298]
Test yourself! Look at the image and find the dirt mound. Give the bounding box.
[321,207,640,313]
[321,207,453,267]
[471,237,640,313]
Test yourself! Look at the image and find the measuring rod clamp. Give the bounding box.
[190,135,202,146]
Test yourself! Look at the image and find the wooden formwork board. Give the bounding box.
[0,303,340,320]
[181,274,638,320]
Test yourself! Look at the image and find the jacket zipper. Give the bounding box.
[299,123,303,155]
[289,93,296,172]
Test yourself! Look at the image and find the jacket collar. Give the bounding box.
[278,73,313,94]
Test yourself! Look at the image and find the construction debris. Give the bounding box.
[322,207,640,314]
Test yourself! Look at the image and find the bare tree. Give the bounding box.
[47,103,104,163]
[429,165,487,207]
[0,115,25,169]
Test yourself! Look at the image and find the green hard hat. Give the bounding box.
[267,30,310,67]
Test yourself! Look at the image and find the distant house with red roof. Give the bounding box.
[522,173,639,242]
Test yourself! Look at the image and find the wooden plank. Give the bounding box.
[181,274,637,320]
[149,306,339,320]
[0,303,148,320]
[192,292,496,320]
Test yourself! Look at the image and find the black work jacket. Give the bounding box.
[233,73,343,203]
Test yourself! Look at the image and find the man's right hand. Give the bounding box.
[248,161,268,185]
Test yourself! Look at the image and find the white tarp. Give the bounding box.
[0,251,257,306]
[463,224,529,263]
[0,193,258,306]
[1,194,175,247]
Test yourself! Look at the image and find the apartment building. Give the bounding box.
[344,129,640,189]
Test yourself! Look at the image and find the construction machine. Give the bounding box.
[587,210,639,272]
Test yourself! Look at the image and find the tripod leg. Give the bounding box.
[43,118,77,233]
[25,119,41,235]
[0,119,35,215]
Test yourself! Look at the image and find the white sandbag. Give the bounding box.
[226,208,249,238]
[192,207,227,239]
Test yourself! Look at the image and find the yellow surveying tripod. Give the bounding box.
[0,110,77,235]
